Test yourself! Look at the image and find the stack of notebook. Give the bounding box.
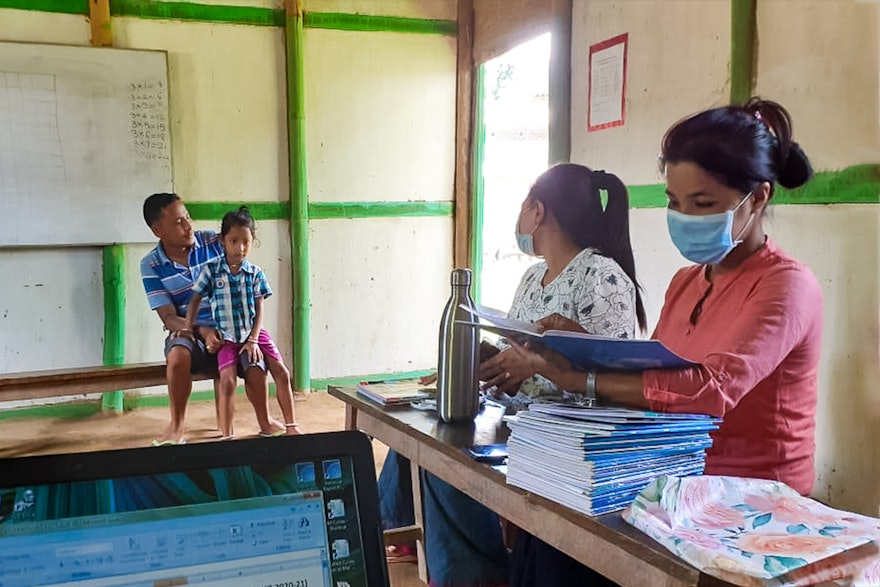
[356,380,435,406]
[505,404,719,516]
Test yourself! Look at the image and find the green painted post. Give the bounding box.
[286,4,311,393]
[102,245,125,412]
[469,65,487,304]
[730,0,757,105]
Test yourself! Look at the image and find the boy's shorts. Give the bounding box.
[217,329,281,374]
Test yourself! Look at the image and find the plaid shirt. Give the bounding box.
[140,230,224,326]
[192,258,272,343]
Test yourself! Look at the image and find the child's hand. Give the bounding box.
[174,327,195,341]
[203,328,223,353]
[241,341,263,364]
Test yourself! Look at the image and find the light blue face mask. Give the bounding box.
[515,204,537,256]
[515,231,535,256]
[666,192,755,264]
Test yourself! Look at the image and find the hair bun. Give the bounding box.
[777,142,813,189]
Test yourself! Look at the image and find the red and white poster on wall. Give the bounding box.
[587,33,628,132]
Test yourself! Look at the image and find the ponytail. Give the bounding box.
[743,98,813,189]
[528,164,647,334]
[592,170,647,334]
[221,205,257,237]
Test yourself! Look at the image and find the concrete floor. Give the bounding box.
[0,390,424,586]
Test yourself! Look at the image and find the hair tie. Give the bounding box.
[750,107,778,138]
[592,169,609,190]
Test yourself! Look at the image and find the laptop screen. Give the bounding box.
[0,431,388,587]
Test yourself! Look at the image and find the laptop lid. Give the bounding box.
[0,430,389,587]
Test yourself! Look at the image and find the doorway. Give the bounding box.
[475,33,551,312]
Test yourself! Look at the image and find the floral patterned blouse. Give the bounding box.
[503,248,637,399]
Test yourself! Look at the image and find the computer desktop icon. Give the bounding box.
[323,459,342,480]
[327,498,345,520]
[296,462,316,484]
[331,539,350,560]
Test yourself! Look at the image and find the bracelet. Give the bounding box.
[584,370,597,408]
[247,338,259,343]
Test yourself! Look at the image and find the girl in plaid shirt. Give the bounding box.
[185,207,300,439]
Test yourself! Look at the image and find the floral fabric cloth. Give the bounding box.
[623,475,880,587]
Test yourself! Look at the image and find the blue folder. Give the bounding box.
[463,305,696,371]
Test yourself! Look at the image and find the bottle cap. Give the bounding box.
[450,268,472,286]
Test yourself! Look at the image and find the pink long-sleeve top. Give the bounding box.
[643,238,823,496]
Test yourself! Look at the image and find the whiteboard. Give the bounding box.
[0,42,172,246]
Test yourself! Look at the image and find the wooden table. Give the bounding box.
[329,386,731,587]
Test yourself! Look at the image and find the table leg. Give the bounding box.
[411,460,428,583]
[344,404,358,430]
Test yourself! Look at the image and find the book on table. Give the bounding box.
[356,380,436,406]
[504,404,720,516]
[461,305,696,371]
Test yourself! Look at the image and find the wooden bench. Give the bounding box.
[0,362,210,402]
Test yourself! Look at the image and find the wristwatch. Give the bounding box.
[584,370,597,407]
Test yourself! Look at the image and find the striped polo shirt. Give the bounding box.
[140,230,224,326]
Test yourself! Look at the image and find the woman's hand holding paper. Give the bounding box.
[479,347,535,395]
[535,313,587,333]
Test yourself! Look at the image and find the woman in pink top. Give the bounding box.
[502,98,823,498]
[504,98,822,587]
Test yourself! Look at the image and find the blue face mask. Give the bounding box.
[515,232,535,256]
[667,192,755,264]
[515,205,537,256]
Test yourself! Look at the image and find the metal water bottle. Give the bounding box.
[437,268,480,423]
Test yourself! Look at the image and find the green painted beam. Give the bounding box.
[2,0,458,33]
[0,401,101,422]
[730,0,757,104]
[101,245,125,412]
[186,201,290,222]
[109,0,283,26]
[287,7,311,393]
[311,369,434,391]
[126,383,260,409]
[186,200,455,221]
[0,0,87,14]
[629,165,879,209]
[773,164,880,205]
[470,65,487,303]
[309,201,452,219]
[303,12,456,36]
[628,183,668,209]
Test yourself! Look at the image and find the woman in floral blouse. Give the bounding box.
[380,163,648,587]
[480,163,646,403]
